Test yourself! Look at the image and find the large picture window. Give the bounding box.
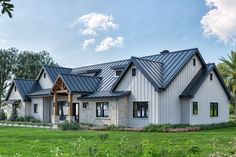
[133,101,148,118]
[210,102,218,117]
[96,102,109,117]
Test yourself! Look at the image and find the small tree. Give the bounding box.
[9,104,18,121]
[0,108,6,120]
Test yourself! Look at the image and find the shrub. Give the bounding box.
[58,121,80,131]
[0,108,7,120]
[143,124,172,132]
[9,106,18,121]
[105,124,125,131]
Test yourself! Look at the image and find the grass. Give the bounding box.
[0,126,236,156]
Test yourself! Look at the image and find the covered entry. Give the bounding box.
[51,73,101,124]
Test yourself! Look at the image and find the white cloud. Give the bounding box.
[95,36,123,52]
[82,38,95,49]
[201,0,236,44]
[71,13,118,36]
[0,38,7,48]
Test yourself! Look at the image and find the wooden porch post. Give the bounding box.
[68,93,73,117]
[53,93,59,116]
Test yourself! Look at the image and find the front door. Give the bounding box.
[59,101,66,121]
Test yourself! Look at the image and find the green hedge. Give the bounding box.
[58,121,80,131]
[143,122,236,132]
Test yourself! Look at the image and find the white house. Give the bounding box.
[5,48,231,128]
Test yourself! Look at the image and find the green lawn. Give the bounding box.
[0,126,235,157]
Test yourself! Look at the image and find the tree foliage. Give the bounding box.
[0,48,17,105]
[219,51,236,121]
[0,0,14,18]
[15,50,57,79]
[0,48,57,106]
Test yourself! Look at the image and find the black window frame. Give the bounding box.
[115,69,123,77]
[132,67,136,76]
[96,102,109,117]
[34,103,38,113]
[43,72,46,79]
[82,102,89,108]
[133,101,148,118]
[192,102,198,115]
[210,102,218,117]
[193,58,196,66]
[210,73,213,81]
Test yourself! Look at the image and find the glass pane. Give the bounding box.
[104,109,109,117]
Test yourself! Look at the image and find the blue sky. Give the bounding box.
[0,0,235,67]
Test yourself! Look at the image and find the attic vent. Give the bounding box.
[160,50,169,54]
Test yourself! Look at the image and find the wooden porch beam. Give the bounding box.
[68,93,73,116]
[53,93,59,116]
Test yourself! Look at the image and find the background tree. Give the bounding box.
[0,0,14,18]
[220,51,236,121]
[0,48,17,105]
[15,50,57,79]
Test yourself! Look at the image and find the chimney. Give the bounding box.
[160,50,169,54]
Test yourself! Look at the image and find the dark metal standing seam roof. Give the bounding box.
[27,88,51,97]
[180,64,231,99]
[5,78,42,101]
[42,66,72,83]
[79,91,131,99]
[72,48,203,93]
[58,73,102,93]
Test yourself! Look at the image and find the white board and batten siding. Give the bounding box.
[39,70,53,89]
[190,71,229,125]
[6,84,26,118]
[158,55,202,124]
[116,65,159,128]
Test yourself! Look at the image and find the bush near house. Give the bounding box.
[0,109,7,120]
[144,122,236,132]
[58,121,80,131]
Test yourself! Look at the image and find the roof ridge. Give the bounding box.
[132,56,163,64]
[14,78,37,81]
[73,48,197,70]
[43,65,72,70]
[59,72,102,79]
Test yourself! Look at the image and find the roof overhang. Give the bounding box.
[5,99,21,104]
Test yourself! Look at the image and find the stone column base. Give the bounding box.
[66,116,75,122]
[51,115,59,124]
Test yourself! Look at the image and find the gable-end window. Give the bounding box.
[133,101,148,118]
[210,102,218,117]
[210,73,213,81]
[14,86,17,92]
[34,104,38,113]
[192,102,198,115]
[115,69,123,77]
[96,102,109,117]
[82,102,89,109]
[132,68,136,76]
[193,58,196,66]
[43,72,46,79]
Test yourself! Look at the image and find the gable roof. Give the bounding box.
[73,48,204,92]
[180,64,231,99]
[37,65,72,83]
[54,73,102,93]
[79,91,131,100]
[5,78,41,101]
[112,57,163,91]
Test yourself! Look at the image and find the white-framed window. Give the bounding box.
[96,102,109,117]
[82,102,89,108]
[133,101,148,118]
